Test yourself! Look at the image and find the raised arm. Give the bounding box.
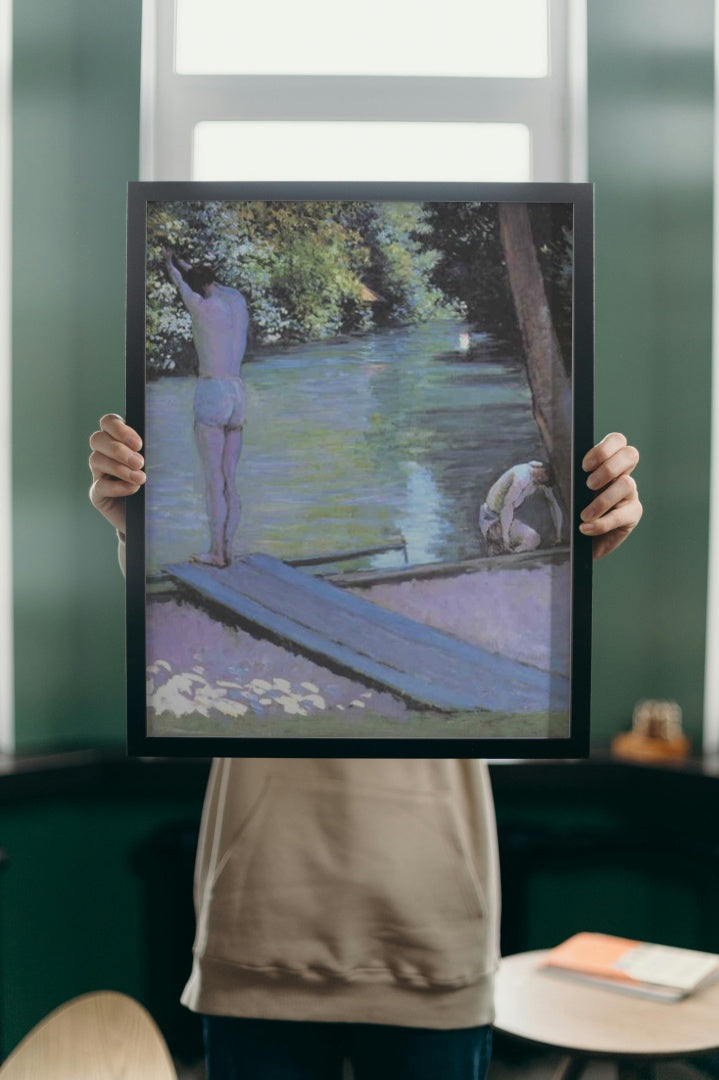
[542,484,564,544]
[165,249,202,312]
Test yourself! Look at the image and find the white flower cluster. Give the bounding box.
[147,658,374,721]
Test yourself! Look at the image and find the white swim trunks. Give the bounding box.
[194,376,246,429]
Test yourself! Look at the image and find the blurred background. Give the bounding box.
[1,0,717,1072]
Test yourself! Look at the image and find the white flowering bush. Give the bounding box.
[145,200,447,377]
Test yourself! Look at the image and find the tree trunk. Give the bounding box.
[498,203,572,514]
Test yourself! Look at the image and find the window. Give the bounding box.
[192,121,532,183]
[174,0,549,78]
[141,0,587,183]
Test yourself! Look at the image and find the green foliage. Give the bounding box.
[420,202,574,370]
[343,202,448,325]
[145,201,447,376]
[144,198,571,377]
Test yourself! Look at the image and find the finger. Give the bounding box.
[581,475,638,522]
[89,448,146,486]
[97,414,143,452]
[579,495,643,537]
[89,431,144,469]
[89,430,145,472]
[582,432,628,472]
[585,444,640,491]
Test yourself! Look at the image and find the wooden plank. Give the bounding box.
[165,555,568,714]
[147,546,564,591]
[245,553,553,686]
[170,554,567,712]
[286,538,407,568]
[166,563,483,712]
[325,547,570,588]
[223,557,481,683]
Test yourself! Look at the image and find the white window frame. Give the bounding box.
[0,0,14,752]
[141,0,587,183]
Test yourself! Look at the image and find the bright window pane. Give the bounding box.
[192,121,532,182]
[176,0,548,78]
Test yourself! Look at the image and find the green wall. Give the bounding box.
[0,775,206,1058]
[0,797,177,1052]
[588,0,714,747]
[10,0,716,751]
[12,0,142,751]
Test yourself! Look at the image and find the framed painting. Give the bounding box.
[126,181,593,757]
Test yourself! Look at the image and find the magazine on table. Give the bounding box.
[540,932,719,1002]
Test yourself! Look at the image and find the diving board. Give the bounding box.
[165,553,568,714]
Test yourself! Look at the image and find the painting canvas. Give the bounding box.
[126,181,593,757]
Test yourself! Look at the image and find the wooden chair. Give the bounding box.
[0,991,178,1079]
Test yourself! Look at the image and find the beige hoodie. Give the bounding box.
[181,755,501,1029]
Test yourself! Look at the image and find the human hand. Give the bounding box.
[88,414,145,536]
[580,432,642,560]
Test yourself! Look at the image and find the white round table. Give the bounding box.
[494,949,719,1079]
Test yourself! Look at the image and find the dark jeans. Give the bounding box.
[203,1015,493,1080]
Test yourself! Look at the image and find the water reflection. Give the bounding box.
[145,319,543,576]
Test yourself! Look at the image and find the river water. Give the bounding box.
[145,319,544,576]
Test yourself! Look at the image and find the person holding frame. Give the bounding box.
[89,420,641,1080]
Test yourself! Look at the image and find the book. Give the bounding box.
[539,932,719,1002]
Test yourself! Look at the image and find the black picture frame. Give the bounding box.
[126,181,593,758]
